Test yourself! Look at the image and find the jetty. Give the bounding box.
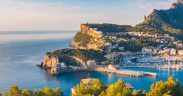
[94,66,157,77]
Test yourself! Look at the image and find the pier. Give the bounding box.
[94,67,157,77]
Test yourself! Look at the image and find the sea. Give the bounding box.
[0,31,183,96]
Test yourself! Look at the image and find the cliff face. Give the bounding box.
[41,54,83,69]
[71,24,106,50]
[42,55,58,69]
[40,49,107,74]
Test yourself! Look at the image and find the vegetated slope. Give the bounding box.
[135,2,183,40]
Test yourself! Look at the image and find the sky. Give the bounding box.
[0,0,176,31]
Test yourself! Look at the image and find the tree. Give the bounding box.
[105,79,132,96]
[74,79,105,96]
[9,85,21,96]
[132,90,147,96]
[149,77,181,96]
[22,89,33,96]
[43,87,53,96]
[34,90,45,96]
[1,91,8,96]
[52,88,63,96]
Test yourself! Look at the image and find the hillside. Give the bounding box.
[71,24,133,50]
[135,2,183,40]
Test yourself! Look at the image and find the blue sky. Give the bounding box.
[0,0,176,31]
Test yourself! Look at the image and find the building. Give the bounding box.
[57,62,67,68]
[108,64,117,71]
[142,47,154,53]
[170,48,177,56]
[87,60,97,68]
[178,50,183,55]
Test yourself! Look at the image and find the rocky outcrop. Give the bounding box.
[39,49,107,74]
[40,54,84,74]
[41,55,58,69]
[71,24,106,50]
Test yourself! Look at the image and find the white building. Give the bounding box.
[108,65,117,71]
[178,50,183,56]
[87,60,97,68]
[170,48,177,56]
[142,47,154,53]
[57,62,67,68]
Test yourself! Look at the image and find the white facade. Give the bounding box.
[178,50,183,56]
[87,60,97,67]
[170,48,177,55]
[142,47,154,53]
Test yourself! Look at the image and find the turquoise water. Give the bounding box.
[0,31,183,96]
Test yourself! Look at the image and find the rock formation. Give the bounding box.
[71,24,106,50]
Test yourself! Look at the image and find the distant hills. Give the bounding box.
[84,2,183,39]
[71,1,183,51]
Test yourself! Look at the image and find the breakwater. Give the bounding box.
[94,67,157,77]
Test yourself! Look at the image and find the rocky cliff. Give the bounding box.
[70,24,106,50]
[71,24,133,50]
[40,49,107,74]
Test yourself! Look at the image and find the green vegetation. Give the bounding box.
[73,31,94,47]
[149,77,182,96]
[0,85,63,96]
[85,23,133,33]
[135,8,183,41]
[46,49,107,63]
[118,39,159,52]
[1,77,183,96]
[72,77,183,96]
[105,79,132,96]
[73,79,105,96]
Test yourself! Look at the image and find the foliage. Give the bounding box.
[9,85,21,96]
[132,90,147,96]
[74,79,105,96]
[148,77,181,96]
[135,7,183,41]
[22,89,33,96]
[73,31,94,47]
[1,77,183,96]
[1,85,63,96]
[105,79,132,96]
[47,49,107,63]
[85,23,133,33]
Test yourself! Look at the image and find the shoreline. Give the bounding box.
[37,64,157,77]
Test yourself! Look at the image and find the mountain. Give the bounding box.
[71,1,183,51]
[135,2,183,40]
